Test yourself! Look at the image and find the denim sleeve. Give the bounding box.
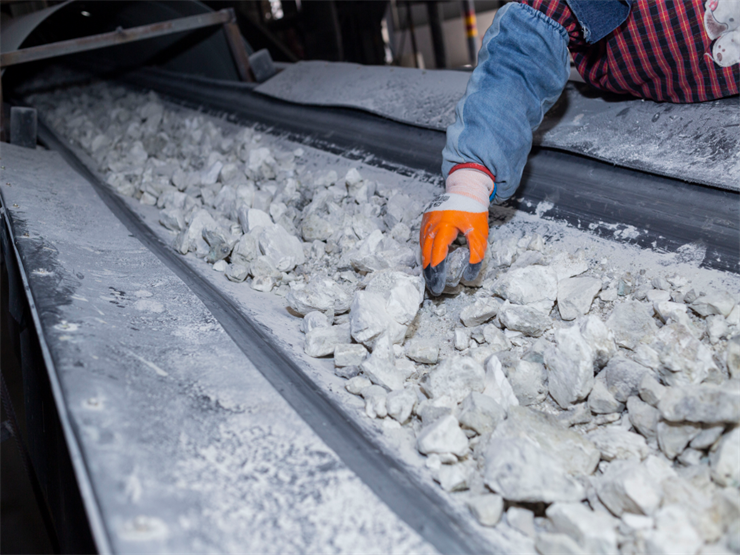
[441,3,571,204]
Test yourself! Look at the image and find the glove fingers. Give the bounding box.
[464,215,489,265]
[463,261,483,282]
[424,257,447,296]
[430,225,460,268]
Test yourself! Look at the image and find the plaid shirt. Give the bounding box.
[523,0,739,103]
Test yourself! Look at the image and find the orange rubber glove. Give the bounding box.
[420,166,494,295]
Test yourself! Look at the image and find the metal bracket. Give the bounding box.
[0,7,255,140]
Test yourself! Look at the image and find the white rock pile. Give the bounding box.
[34,84,740,555]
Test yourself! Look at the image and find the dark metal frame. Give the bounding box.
[0,7,254,140]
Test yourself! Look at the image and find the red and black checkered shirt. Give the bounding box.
[523,0,739,103]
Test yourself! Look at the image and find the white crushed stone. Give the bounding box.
[35,82,740,554]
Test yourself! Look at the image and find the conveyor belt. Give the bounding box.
[123,68,739,274]
[35,118,495,554]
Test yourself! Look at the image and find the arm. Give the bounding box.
[421,3,570,295]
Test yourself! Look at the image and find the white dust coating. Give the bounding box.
[173,421,432,554]
[125,349,168,377]
[34,82,740,554]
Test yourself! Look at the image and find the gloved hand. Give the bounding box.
[420,167,494,296]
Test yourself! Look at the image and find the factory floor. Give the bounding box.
[1,266,54,554]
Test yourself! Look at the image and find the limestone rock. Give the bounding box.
[603,356,649,403]
[333,343,368,367]
[579,315,618,369]
[460,298,500,327]
[557,277,602,320]
[652,323,719,386]
[627,396,660,441]
[258,224,304,272]
[710,427,740,487]
[509,360,548,406]
[405,340,439,364]
[494,265,559,312]
[467,494,504,527]
[484,437,585,503]
[386,388,416,423]
[595,459,662,516]
[458,392,506,435]
[421,356,486,404]
[535,533,586,555]
[606,302,657,350]
[545,325,595,409]
[507,507,536,538]
[586,428,649,461]
[657,421,702,459]
[658,382,740,425]
[690,291,736,318]
[454,328,469,351]
[361,385,388,418]
[644,505,703,555]
[159,207,185,231]
[483,356,520,411]
[346,376,371,395]
[244,208,272,232]
[492,406,600,476]
[435,463,470,492]
[416,414,469,457]
[304,324,351,358]
[231,231,261,267]
[546,502,618,555]
[639,373,667,407]
[690,425,724,450]
[361,344,408,391]
[589,380,624,414]
[499,303,552,337]
[302,311,329,334]
[482,324,511,352]
[225,263,249,283]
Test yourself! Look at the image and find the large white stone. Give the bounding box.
[545,325,595,408]
[606,302,657,350]
[535,533,586,555]
[579,315,617,368]
[244,208,272,232]
[498,303,552,337]
[657,421,702,459]
[710,427,740,487]
[558,277,602,320]
[361,385,388,418]
[420,356,486,404]
[627,396,659,441]
[361,344,408,391]
[494,265,558,312]
[586,428,649,461]
[595,459,662,516]
[416,414,469,457]
[690,291,737,317]
[508,360,548,406]
[484,437,585,503]
[258,224,304,272]
[458,392,506,435]
[588,380,624,414]
[658,381,740,425]
[460,298,500,327]
[304,324,351,358]
[349,291,407,347]
[467,494,504,527]
[483,356,519,411]
[603,356,649,403]
[492,406,600,476]
[405,340,439,364]
[651,323,718,386]
[333,343,368,367]
[386,388,417,423]
[546,502,618,555]
[644,505,703,555]
[301,311,329,334]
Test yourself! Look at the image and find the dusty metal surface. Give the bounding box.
[0,10,232,68]
[0,143,442,554]
[254,61,740,192]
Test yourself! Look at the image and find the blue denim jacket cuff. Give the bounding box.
[565,0,633,44]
